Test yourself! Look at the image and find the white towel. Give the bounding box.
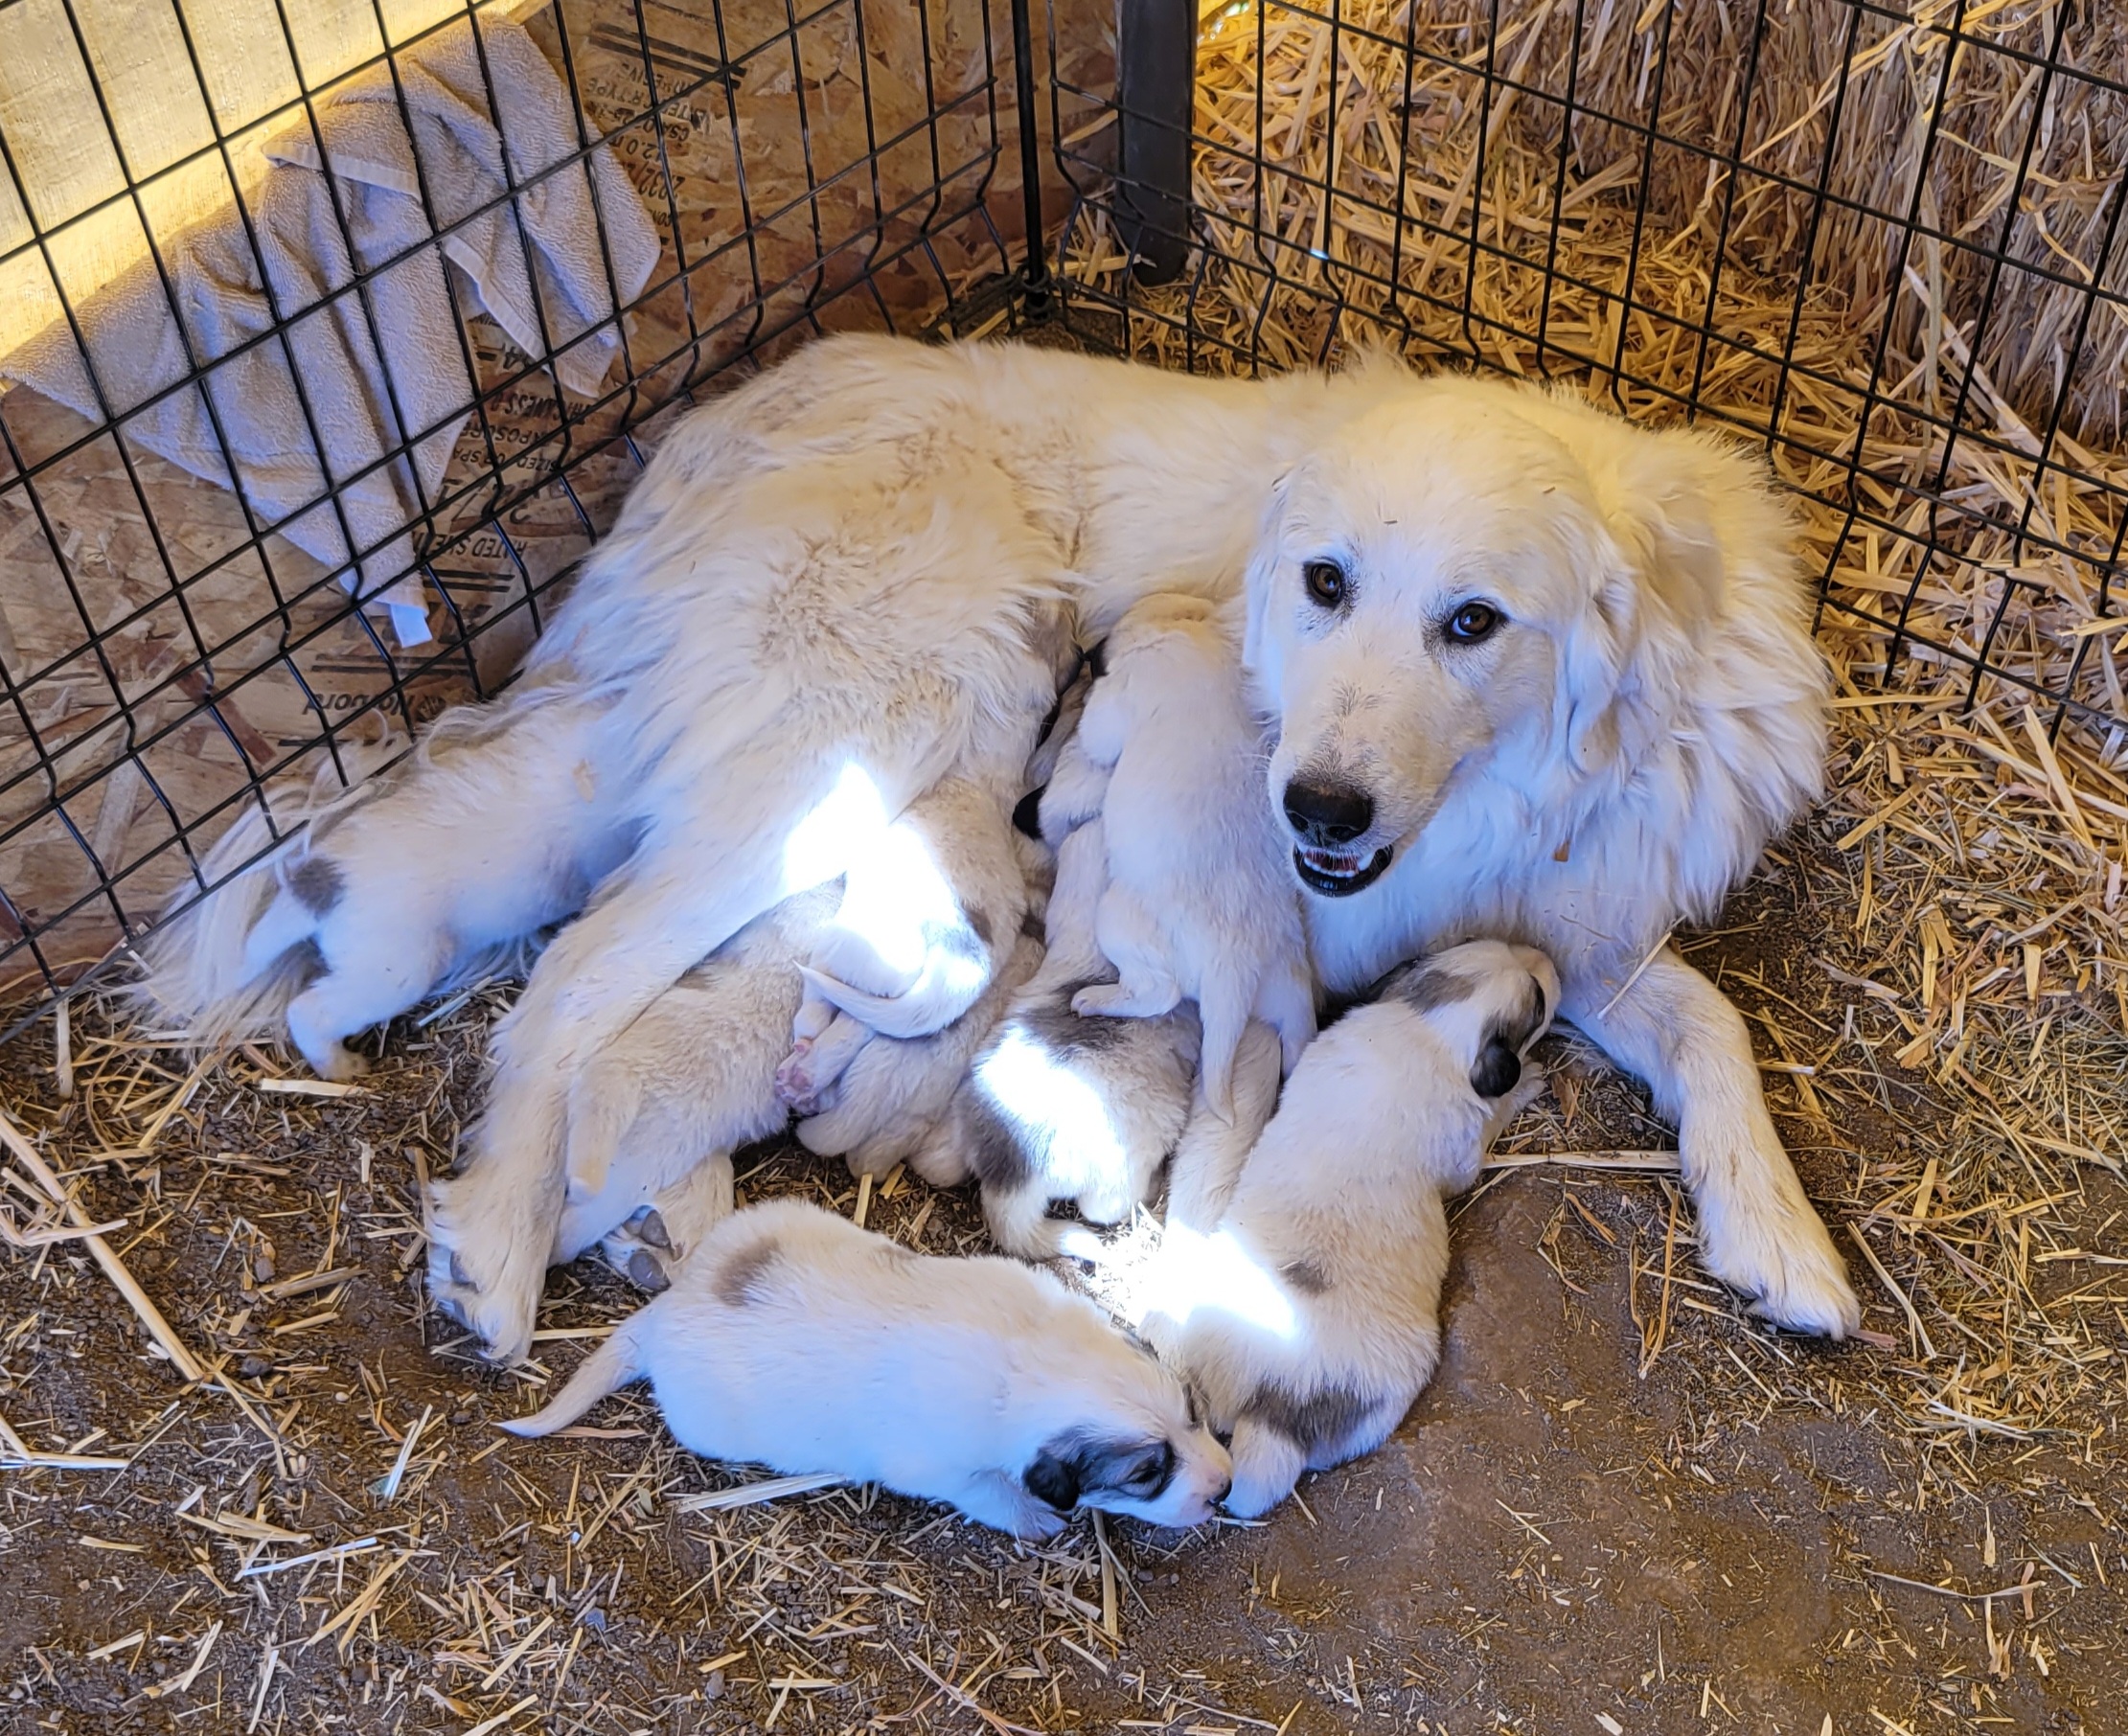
[0,11,658,649]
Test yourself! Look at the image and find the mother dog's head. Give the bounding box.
[1244,373,1783,898]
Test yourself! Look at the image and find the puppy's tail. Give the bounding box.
[500,1314,647,1437]
[1224,1416,1309,1520]
[796,952,989,1041]
[982,1177,1108,1265]
[1166,1018,1283,1234]
[1194,964,1258,1124]
[561,1052,646,1207]
[1257,957,1317,1078]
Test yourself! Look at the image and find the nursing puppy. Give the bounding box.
[1070,595,1315,1115]
[922,809,1199,1261]
[137,690,630,1082]
[505,1199,1232,1539]
[546,884,838,1284]
[774,775,1027,1115]
[796,930,1045,1177]
[1144,940,1557,1519]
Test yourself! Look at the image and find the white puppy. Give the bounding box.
[505,1199,1233,1538]
[1068,596,1315,1117]
[544,884,837,1283]
[796,929,1044,1177]
[923,805,1199,1262]
[775,775,1027,1113]
[1144,939,1557,1519]
[138,690,631,1082]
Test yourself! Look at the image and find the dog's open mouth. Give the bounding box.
[1293,845,1393,896]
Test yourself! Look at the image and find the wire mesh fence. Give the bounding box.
[1047,0,2128,776]
[0,0,1032,1002]
[5,0,2125,1010]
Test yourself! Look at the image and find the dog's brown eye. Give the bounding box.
[1446,601,1501,643]
[1303,560,1346,608]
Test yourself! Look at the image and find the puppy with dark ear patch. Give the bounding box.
[1140,938,1558,1518]
[505,1199,1230,1539]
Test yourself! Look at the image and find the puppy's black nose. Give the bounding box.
[1212,1477,1233,1510]
[1283,778,1373,845]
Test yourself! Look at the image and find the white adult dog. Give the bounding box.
[141,335,1857,1361]
[505,1199,1233,1538]
[1142,940,1557,1518]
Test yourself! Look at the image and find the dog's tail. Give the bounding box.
[561,1051,648,1210]
[1223,1415,1309,1520]
[796,951,989,1041]
[499,1313,648,1437]
[129,740,398,1045]
[986,1186,1110,1265]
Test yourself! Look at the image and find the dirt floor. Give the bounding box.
[2,779,2125,1735]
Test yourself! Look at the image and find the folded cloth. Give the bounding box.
[0,11,659,649]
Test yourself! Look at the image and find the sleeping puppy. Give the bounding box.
[775,775,1026,1113]
[920,808,1200,1262]
[795,930,1045,1177]
[1143,939,1558,1519]
[504,1199,1232,1538]
[1067,596,1316,1118]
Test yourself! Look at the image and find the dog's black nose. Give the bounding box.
[1283,778,1373,845]
[1214,1477,1233,1508]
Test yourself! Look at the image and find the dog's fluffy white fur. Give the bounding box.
[505,1199,1232,1538]
[1064,595,1314,1117]
[142,335,1855,1361]
[1144,940,1557,1517]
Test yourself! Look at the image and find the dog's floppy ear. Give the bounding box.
[1241,470,1294,683]
[1022,1442,1084,1511]
[1469,1039,1522,1100]
[1554,525,1639,775]
[1470,972,1551,1099]
[1024,1432,1178,1511]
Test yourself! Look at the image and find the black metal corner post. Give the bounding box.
[1009,0,1054,312]
[1115,0,1193,284]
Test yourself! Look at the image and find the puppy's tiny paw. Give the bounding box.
[316,1046,372,1084]
[631,1207,673,1251]
[625,1248,670,1292]
[773,1041,822,1109]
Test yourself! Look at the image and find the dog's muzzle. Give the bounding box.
[1283,776,1390,895]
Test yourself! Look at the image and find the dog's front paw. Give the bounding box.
[426,1174,552,1366]
[1700,1189,1861,1339]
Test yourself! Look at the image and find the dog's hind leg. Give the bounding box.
[774,1012,871,1113]
[283,925,454,1082]
[1071,891,1180,1019]
[1566,946,1859,1338]
[1165,1018,1282,1234]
